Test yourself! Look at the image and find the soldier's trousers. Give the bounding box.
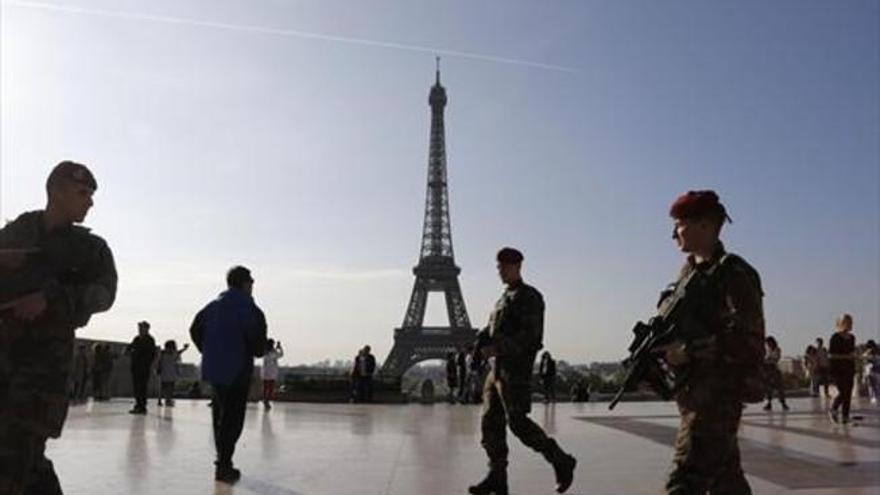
[480,370,567,471]
[665,401,751,495]
[0,423,63,495]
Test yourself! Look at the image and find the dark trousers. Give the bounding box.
[831,372,855,419]
[481,370,565,471]
[131,367,150,410]
[457,369,468,402]
[764,366,786,404]
[262,380,275,401]
[160,381,175,404]
[541,376,556,403]
[212,383,249,468]
[358,376,374,402]
[0,425,62,495]
[666,402,751,495]
[816,367,831,397]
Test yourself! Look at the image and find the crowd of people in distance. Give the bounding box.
[69,343,116,402]
[444,345,489,404]
[761,312,880,425]
[804,314,880,424]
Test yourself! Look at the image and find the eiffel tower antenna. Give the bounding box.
[381,63,477,379]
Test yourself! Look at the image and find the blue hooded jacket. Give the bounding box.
[190,288,267,386]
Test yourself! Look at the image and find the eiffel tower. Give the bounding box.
[381,60,477,379]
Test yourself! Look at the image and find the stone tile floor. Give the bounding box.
[49,397,879,494]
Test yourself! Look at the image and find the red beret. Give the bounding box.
[669,190,729,222]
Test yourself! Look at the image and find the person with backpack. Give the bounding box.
[658,191,765,495]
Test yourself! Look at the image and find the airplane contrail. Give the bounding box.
[4,0,580,73]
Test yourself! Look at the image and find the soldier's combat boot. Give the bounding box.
[215,464,242,484]
[468,469,508,495]
[544,439,576,493]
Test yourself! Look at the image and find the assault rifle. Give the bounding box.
[608,266,721,410]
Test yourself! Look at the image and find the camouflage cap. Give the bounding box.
[496,246,524,264]
[46,160,97,191]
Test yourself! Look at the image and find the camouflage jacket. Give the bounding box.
[672,242,765,408]
[0,210,117,437]
[479,279,545,379]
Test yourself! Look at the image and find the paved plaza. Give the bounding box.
[49,398,879,495]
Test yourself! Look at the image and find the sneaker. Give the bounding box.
[215,466,242,484]
[128,408,147,415]
[828,409,839,424]
[841,416,850,425]
[468,470,508,495]
[763,403,772,411]
[781,402,790,411]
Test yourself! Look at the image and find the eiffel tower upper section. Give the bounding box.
[419,62,455,262]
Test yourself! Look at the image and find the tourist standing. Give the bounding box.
[763,336,789,411]
[91,344,115,401]
[358,345,377,403]
[864,340,880,405]
[445,351,459,402]
[828,314,857,424]
[804,345,819,397]
[468,345,486,404]
[815,338,831,398]
[350,349,363,402]
[157,340,189,407]
[262,339,284,409]
[539,351,558,404]
[190,265,267,483]
[456,348,468,403]
[71,344,90,401]
[126,321,157,415]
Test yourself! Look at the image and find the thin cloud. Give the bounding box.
[6,0,580,73]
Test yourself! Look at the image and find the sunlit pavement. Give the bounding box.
[49,397,880,494]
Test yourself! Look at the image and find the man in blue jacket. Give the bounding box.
[190,266,267,484]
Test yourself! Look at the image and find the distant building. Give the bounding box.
[779,356,804,376]
[589,362,623,380]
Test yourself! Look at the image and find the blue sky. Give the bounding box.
[1,0,878,365]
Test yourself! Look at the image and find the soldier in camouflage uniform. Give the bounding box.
[469,247,576,495]
[660,190,765,495]
[0,161,117,495]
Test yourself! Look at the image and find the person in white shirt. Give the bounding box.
[158,340,189,407]
[261,339,284,409]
